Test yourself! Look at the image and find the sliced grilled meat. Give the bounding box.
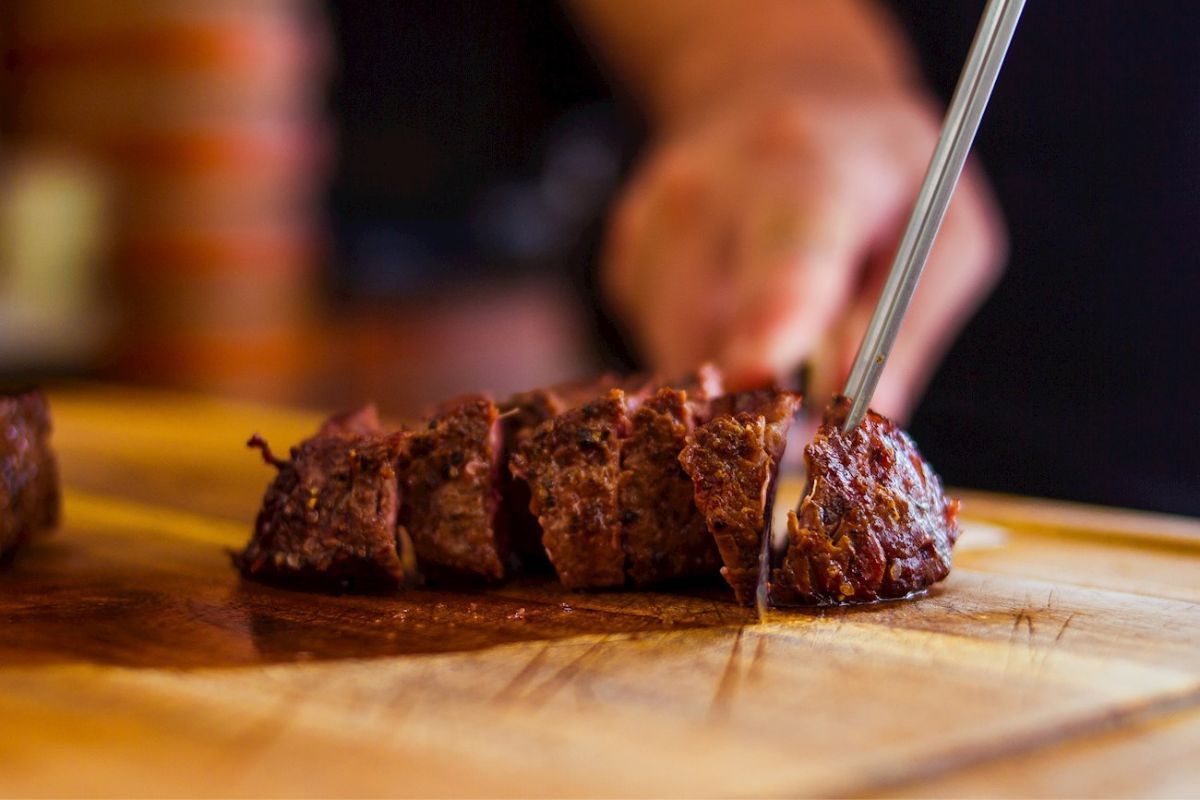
[679,390,801,605]
[0,389,59,560]
[510,389,630,589]
[619,387,720,585]
[235,416,411,591]
[403,395,507,581]
[773,397,960,604]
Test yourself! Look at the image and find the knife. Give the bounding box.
[757,0,1026,618]
[840,0,1026,433]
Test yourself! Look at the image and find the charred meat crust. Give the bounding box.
[498,373,648,567]
[403,395,507,581]
[234,372,959,608]
[510,389,630,590]
[679,391,801,605]
[620,388,720,585]
[773,397,960,604]
[508,373,726,590]
[0,389,59,559]
[235,426,411,592]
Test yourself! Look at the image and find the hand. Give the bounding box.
[602,85,1006,420]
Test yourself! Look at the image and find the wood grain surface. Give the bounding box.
[0,385,1197,797]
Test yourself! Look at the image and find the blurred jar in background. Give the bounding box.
[0,152,110,372]
[3,0,330,399]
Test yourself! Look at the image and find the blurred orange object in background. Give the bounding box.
[3,0,331,398]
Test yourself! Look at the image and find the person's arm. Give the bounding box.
[570,0,1006,420]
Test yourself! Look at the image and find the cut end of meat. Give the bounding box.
[234,370,959,610]
[508,371,728,591]
[404,395,508,582]
[498,372,655,569]
[0,388,59,560]
[771,397,961,605]
[235,427,412,592]
[510,389,630,590]
[679,390,801,605]
[620,387,721,586]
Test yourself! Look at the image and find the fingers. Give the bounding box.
[874,165,1006,419]
[716,207,860,387]
[824,161,1007,421]
[714,132,910,387]
[602,145,736,377]
[601,90,1006,406]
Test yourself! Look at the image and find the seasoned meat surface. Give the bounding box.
[0,389,59,559]
[510,389,630,589]
[620,388,720,585]
[233,371,959,610]
[235,424,410,591]
[707,389,797,462]
[773,398,960,604]
[499,373,643,566]
[679,391,801,604]
[404,396,507,581]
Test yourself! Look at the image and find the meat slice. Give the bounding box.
[679,390,801,605]
[499,377,618,566]
[502,374,622,438]
[499,373,655,567]
[500,367,706,445]
[235,416,411,591]
[0,389,59,559]
[620,388,720,585]
[403,395,507,581]
[773,398,960,604]
[510,389,630,589]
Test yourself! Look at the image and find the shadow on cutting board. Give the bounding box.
[0,516,759,669]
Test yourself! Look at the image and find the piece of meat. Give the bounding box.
[499,366,719,454]
[0,389,59,560]
[499,373,655,567]
[498,381,600,567]
[510,389,630,590]
[502,375,621,438]
[506,368,723,587]
[706,389,796,462]
[620,388,721,585]
[773,397,960,604]
[235,421,411,591]
[403,395,507,581]
[679,390,801,605]
[501,372,653,437]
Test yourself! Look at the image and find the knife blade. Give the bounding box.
[840,0,1026,433]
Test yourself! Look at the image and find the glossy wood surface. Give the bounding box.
[1,385,1197,797]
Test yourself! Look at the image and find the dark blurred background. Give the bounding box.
[1,1,1197,514]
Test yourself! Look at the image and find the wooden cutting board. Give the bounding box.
[1,385,1197,797]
